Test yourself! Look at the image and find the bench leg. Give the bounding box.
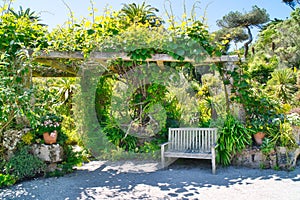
[161,146,165,168]
[211,147,216,175]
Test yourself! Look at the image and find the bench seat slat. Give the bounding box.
[164,152,213,159]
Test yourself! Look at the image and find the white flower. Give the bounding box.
[50,130,57,137]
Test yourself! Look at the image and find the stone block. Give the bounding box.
[32,144,64,163]
[233,147,277,169]
[276,146,300,169]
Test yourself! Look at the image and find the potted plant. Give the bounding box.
[39,114,62,144]
[250,118,267,145]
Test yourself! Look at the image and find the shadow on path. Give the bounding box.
[1,159,300,199]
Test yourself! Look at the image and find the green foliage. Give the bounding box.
[248,56,278,84]
[254,8,300,68]
[216,115,252,166]
[0,11,48,55]
[46,10,126,55]
[61,115,82,145]
[8,6,44,25]
[0,51,35,133]
[216,6,269,29]
[0,8,48,134]
[213,27,248,53]
[51,78,80,116]
[21,132,35,145]
[274,121,298,149]
[0,173,16,188]
[261,116,298,151]
[95,75,114,125]
[103,119,138,151]
[5,146,46,181]
[231,65,280,123]
[196,73,226,124]
[261,138,275,154]
[138,140,162,153]
[266,68,297,104]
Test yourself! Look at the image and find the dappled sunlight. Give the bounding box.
[2,160,300,199]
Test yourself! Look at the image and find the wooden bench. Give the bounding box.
[161,128,218,174]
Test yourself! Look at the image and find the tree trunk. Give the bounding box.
[217,63,231,114]
[244,26,253,58]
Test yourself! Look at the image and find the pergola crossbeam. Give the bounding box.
[34,51,240,63]
[32,51,240,77]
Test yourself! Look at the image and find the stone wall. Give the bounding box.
[3,128,31,159]
[232,147,277,169]
[233,146,300,169]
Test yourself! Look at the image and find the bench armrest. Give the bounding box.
[160,142,170,147]
[161,142,170,153]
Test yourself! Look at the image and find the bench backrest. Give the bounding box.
[168,128,218,153]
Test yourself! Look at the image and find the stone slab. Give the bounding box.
[32,144,64,163]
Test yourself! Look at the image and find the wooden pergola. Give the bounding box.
[33,51,240,77]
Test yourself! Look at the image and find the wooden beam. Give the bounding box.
[34,58,78,75]
[34,51,240,63]
[35,51,84,60]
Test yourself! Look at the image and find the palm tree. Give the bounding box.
[8,6,45,26]
[119,2,163,27]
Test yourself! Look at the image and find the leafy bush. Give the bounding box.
[103,120,138,151]
[21,132,35,145]
[275,121,297,149]
[261,138,275,154]
[216,115,252,166]
[0,173,16,188]
[5,146,46,181]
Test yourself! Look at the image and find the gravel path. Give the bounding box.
[1,159,300,200]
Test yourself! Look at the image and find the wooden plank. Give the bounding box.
[35,51,85,59]
[34,51,240,63]
[193,129,195,150]
[164,152,213,159]
[34,58,78,75]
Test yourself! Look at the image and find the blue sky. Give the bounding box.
[10,0,293,39]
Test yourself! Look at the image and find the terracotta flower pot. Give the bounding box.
[254,132,265,145]
[43,131,58,144]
